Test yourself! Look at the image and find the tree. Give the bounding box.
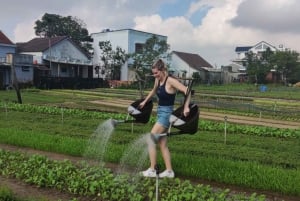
[98,41,127,80]
[246,48,275,84]
[246,47,300,85]
[130,35,170,69]
[34,13,92,55]
[270,50,300,84]
[245,51,265,84]
[129,35,171,96]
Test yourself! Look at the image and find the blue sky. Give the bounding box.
[1,0,300,66]
[159,0,211,26]
[159,1,192,19]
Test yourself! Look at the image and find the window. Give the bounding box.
[135,43,144,54]
[61,67,67,73]
[21,66,30,72]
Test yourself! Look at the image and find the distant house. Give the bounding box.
[233,41,278,66]
[0,30,16,89]
[7,53,34,87]
[17,36,95,89]
[229,41,281,83]
[91,29,167,81]
[221,63,247,84]
[17,36,92,78]
[170,51,215,84]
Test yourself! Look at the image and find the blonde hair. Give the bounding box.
[152,59,167,72]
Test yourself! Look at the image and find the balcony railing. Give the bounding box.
[0,57,6,63]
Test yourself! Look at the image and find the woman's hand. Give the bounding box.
[139,100,146,109]
[183,106,190,117]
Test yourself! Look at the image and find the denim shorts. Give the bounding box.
[156,105,174,128]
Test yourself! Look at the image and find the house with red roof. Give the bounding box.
[0,30,16,89]
[170,51,219,84]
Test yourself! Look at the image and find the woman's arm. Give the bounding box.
[139,79,158,108]
[168,77,191,116]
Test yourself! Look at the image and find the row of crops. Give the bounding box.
[0,101,299,200]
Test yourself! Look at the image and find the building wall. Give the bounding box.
[170,54,198,78]
[21,40,92,78]
[43,39,90,64]
[249,42,277,54]
[0,44,16,88]
[91,29,167,81]
[6,53,34,84]
[0,45,15,58]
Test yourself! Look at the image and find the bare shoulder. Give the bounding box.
[167,76,186,93]
[167,76,181,85]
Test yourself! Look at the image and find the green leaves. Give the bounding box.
[199,120,300,138]
[0,149,268,200]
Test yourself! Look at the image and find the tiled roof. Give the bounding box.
[16,36,67,52]
[172,51,213,70]
[235,46,252,52]
[0,30,14,45]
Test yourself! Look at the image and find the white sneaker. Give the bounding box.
[159,170,175,178]
[141,168,156,177]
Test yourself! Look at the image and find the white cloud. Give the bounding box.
[133,0,300,66]
[134,0,243,66]
[13,20,37,42]
[2,0,300,67]
[231,0,300,33]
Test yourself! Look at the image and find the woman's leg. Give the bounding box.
[159,136,172,170]
[149,123,166,169]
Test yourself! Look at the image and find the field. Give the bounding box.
[0,84,300,201]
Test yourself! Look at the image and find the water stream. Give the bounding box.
[83,119,115,166]
[83,118,153,179]
[116,133,154,176]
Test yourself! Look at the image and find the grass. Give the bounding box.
[2,85,300,122]
[0,108,299,196]
[0,85,300,197]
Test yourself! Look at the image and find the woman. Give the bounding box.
[139,59,191,178]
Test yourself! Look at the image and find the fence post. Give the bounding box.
[259,111,262,121]
[224,116,228,145]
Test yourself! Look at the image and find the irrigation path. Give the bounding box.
[91,99,300,129]
[0,143,299,201]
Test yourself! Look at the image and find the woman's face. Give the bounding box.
[152,68,162,79]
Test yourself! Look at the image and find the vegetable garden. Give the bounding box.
[0,86,299,201]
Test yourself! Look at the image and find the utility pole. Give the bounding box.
[11,54,22,104]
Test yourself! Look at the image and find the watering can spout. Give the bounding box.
[110,119,126,127]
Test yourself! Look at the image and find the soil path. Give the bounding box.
[0,144,299,201]
[91,99,300,129]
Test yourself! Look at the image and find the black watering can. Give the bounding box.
[168,103,199,135]
[111,98,153,127]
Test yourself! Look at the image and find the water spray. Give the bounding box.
[155,164,160,201]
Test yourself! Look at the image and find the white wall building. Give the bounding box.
[18,36,92,78]
[233,41,278,66]
[91,29,167,81]
[170,51,213,81]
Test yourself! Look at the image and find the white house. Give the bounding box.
[170,51,213,81]
[233,41,278,66]
[228,41,282,83]
[91,29,167,81]
[221,63,247,83]
[17,36,92,78]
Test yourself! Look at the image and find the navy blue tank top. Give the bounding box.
[156,76,176,106]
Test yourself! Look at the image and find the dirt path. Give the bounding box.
[91,99,300,129]
[0,144,299,201]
